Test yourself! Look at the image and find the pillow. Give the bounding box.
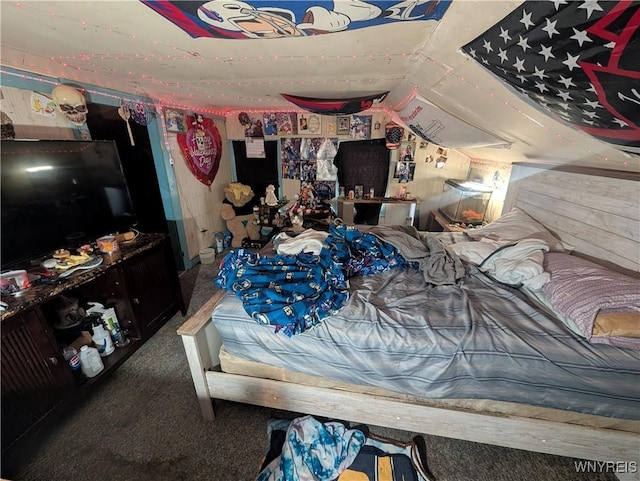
[466,207,566,252]
[542,252,640,349]
[593,312,640,338]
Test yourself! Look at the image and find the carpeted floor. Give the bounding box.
[7,258,617,481]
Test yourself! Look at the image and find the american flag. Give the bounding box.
[461,1,640,153]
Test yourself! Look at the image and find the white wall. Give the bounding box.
[166,118,232,259]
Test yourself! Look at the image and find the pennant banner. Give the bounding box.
[461,1,640,153]
[396,94,510,148]
[282,92,388,116]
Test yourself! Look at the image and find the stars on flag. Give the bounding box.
[461,0,640,151]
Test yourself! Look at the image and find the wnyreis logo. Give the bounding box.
[574,461,637,474]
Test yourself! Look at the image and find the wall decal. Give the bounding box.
[461,1,640,153]
[30,92,56,117]
[177,113,222,186]
[141,1,452,40]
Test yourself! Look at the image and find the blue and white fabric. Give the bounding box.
[215,224,411,336]
[257,415,366,481]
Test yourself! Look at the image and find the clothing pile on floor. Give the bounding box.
[256,415,435,481]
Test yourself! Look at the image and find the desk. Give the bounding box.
[337,198,418,225]
[426,210,467,232]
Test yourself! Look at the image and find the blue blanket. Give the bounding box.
[215,224,411,336]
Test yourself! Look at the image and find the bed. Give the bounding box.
[178,163,640,477]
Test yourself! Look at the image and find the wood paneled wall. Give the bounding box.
[504,163,640,273]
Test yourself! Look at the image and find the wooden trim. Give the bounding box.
[206,371,639,464]
[177,288,226,421]
[511,162,640,181]
[176,290,225,337]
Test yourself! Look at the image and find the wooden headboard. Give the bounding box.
[503,163,639,273]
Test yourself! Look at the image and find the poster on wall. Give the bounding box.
[263,112,278,136]
[238,111,265,137]
[350,115,372,140]
[176,113,222,186]
[281,137,302,179]
[276,112,298,135]
[315,138,339,181]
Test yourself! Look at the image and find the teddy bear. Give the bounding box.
[221,182,261,248]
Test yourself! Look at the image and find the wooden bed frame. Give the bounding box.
[178,163,640,478]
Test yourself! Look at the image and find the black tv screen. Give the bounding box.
[1,139,137,268]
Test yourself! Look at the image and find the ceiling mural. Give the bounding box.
[462,1,640,154]
[140,0,452,39]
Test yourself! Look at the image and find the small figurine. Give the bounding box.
[265,184,279,206]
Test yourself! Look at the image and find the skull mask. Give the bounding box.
[52,85,88,126]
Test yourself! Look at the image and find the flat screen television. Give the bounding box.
[1,139,137,269]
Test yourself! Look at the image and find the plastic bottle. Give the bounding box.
[79,345,104,378]
[91,321,115,357]
[69,354,87,385]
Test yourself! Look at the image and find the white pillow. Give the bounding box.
[466,207,566,252]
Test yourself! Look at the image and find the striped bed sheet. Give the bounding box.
[211,263,640,420]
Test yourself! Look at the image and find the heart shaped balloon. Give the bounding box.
[176,114,222,186]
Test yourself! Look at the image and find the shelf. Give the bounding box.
[79,337,142,387]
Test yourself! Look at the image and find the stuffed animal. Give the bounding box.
[221,183,260,248]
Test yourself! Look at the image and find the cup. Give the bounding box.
[97,235,118,254]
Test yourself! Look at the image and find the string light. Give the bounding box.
[1,0,628,164]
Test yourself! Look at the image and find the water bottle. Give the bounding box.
[79,345,104,378]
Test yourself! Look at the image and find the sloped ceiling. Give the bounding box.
[1,0,638,172]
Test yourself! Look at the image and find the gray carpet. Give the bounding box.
[11,259,617,481]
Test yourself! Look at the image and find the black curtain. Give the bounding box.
[333,139,390,224]
[86,104,168,235]
[232,140,279,204]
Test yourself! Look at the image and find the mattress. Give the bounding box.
[212,260,640,420]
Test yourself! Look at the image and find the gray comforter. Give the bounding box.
[212,233,640,420]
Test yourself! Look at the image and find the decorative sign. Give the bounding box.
[396,94,509,149]
[177,113,222,186]
[141,1,452,40]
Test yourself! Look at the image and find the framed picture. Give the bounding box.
[306,113,322,135]
[337,116,350,135]
[165,109,186,133]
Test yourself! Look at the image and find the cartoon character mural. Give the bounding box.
[141,0,452,40]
